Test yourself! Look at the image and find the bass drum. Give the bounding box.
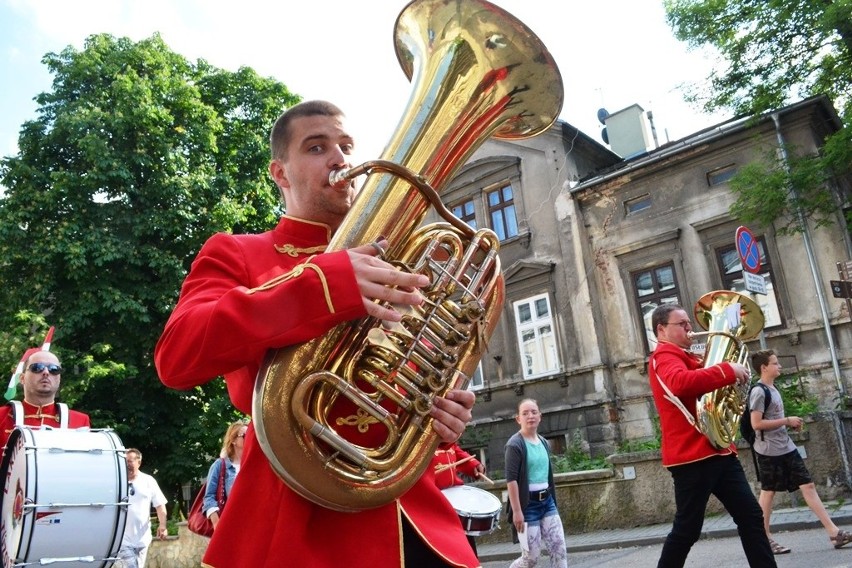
[0,427,128,568]
[441,485,501,536]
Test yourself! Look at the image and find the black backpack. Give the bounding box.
[740,382,771,446]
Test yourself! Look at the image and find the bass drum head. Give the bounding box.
[0,427,128,568]
[441,485,502,536]
[0,427,33,566]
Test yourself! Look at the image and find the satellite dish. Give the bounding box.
[597,107,610,125]
[601,127,609,144]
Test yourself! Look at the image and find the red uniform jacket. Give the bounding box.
[155,216,479,568]
[0,401,91,449]
[432,444,482,490]
[649,341,738,467]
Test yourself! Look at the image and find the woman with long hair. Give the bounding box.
[505,398,567,567]
[203,420,248,531]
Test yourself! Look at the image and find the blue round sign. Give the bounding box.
[736,226,761,274]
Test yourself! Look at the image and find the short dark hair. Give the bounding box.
[269,100,345,161]
[751,349,776,374]
[651,304,683,338]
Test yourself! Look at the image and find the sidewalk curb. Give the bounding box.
[478,508,852,563]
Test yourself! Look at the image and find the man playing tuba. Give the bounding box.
[155,101,478,568]
[648,303,776,568]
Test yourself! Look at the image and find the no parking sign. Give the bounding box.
[736,226,761,274]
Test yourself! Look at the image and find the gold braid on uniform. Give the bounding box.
[245,258,335,313]
[274,243,327,257]
[23,410,60,421]
[336,409,380,433]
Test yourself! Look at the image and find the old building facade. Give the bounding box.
[445,95,852,477]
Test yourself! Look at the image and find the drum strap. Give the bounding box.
[9,401,69,428]
[58,403,69,428]
[10,401,22,427]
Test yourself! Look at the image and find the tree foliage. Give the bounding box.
[665,0,852,233]
[0,33,299,509]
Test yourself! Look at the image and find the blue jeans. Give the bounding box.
[523,493,558,525]
[657,454,776,568]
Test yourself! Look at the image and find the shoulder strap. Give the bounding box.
[216,458,227,507]
[9,401,23,427]
[749,383,772,441]
[759,383,771,412]
[57,403,68,428]
[651,354,702,434]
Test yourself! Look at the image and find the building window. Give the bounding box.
[514,294,560,379]
[451,199,477,229]
[716,237,783,328]
[633,263,682,351]
[624,194,652,215]
[707,165,737,186]
[487,184,518,240]
[467,362,484,390]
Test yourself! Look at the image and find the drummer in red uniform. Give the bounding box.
[0,332,91,448]
[433,443,486,490]
[432,443,487,556]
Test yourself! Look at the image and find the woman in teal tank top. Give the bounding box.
[504,398,567,567]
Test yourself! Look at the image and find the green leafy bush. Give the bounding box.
[551,431,608,473]
[774,372,819,417]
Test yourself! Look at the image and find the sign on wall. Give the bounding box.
[735,226,761,274]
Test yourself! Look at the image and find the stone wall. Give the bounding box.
[477,414,850,544]
[144,416,851,554]
[147,522,206,568]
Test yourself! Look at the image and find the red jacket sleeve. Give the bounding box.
[155,233,365,392]
[453,446,482,479]
[652,348,735,399]
[0,406,13,449]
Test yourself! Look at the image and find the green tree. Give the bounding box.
[0,33,298,507]
[665,0,852,233]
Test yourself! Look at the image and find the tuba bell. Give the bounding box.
[252,0,563,511]
[690,290,765,449]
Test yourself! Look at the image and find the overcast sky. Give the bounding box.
[0,0,730,161]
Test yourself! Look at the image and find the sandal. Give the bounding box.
[831,529,852,549]
[769,539,791,555]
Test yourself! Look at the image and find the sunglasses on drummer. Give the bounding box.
[27,363,62,375]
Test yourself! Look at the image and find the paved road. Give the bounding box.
[480,527,852,567]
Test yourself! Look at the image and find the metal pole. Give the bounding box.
[771,113,845,397]
[772,113,851,489]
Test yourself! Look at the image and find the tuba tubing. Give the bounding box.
[692,290,765,449]
[252,0,563,511]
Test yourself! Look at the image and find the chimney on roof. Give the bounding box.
[602,104,655,159]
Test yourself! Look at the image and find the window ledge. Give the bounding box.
[502,231,531,249]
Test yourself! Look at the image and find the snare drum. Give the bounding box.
[0,427,128,568]
[441,485,501,536]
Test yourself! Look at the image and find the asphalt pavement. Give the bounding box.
[477,501,852,563]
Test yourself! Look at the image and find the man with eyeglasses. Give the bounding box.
[648,304,776,568]
[0,347,90,448]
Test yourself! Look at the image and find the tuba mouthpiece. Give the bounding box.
[328,168,351,189]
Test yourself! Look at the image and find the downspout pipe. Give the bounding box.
[772,112,851,488]
[771,113,844,396]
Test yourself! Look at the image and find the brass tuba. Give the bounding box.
[252,0,563,511]
[690,290,765,449]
